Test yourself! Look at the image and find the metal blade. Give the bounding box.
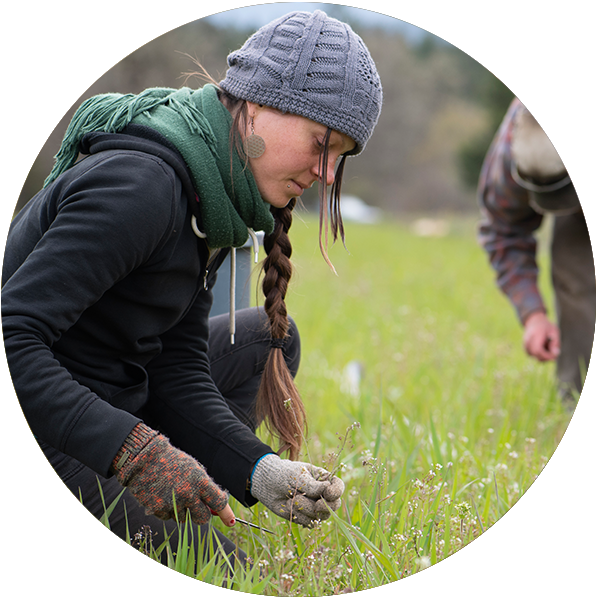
[235,518,275,534]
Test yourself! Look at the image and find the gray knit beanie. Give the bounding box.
[219,10,382,155]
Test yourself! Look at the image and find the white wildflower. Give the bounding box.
[416,555,431,570]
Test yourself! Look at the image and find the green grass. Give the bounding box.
[109,213,573,594]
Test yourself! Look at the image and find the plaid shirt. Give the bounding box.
[477,98,546,324]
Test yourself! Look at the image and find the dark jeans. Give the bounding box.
[551,211,596,399]
[39,307,300,565]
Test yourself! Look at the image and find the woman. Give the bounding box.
[2,10,382,562]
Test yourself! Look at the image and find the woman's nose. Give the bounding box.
[311,156,337,186]
[325,158,337,186]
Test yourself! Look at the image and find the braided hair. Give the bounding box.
[256,132,347,460]
[219,87,347,459]
[256,198,305,459]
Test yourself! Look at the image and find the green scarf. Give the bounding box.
[45,84,274,248]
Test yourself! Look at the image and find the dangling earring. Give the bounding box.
[243,117,266,158]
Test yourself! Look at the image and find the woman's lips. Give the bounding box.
[290,180,304,195]
[291,180,314,195]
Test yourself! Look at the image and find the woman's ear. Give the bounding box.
[247,102,268,119]
[246,101,260,119]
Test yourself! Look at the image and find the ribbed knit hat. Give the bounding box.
[219,10,382,155]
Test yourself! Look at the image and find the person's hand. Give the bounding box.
[249,454,344,527]
[213,504,236,527]
[111,423,234,527]
[523,311,561,361]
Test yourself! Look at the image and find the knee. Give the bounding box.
[255,307,301,377]
[284,316,301,377]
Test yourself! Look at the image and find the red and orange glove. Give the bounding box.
[111,423,230,525]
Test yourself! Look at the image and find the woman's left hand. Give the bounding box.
[249,454,344,527]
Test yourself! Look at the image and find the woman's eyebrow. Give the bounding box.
[334,134,355,154]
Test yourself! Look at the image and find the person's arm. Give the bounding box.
[144,286,274,505]
[110,421,235,527]
[477,98,546,326]
[2,152,180,476]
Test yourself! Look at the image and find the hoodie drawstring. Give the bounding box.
[229,228,260,344]
[192,216,260,345]
[229,247,236,345]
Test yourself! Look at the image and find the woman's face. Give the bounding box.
[245,103,356,208]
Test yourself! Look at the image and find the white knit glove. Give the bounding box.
[250,454,344,527]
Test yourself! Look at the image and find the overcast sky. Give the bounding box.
[204,3,428,42]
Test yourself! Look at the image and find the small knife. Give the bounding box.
[210,509,275,534]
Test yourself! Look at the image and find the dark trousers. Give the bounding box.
[39,307,300,564]
[551,211,596,399]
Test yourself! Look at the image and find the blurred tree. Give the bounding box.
[13,14,515,217]
[450,46,514,189]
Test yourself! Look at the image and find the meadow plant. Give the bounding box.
[96,215,572,594]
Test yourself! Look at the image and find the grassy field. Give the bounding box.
[109,213,573,594]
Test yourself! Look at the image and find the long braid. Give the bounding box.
[256,198,306,460]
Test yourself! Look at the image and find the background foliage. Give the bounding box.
[16,6,513,215]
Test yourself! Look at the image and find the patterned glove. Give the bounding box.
[250,454,344,527]
[111,423,228,524]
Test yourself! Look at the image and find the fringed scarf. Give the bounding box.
[45,84,274,248]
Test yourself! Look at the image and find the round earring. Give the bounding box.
[243,117,266,159]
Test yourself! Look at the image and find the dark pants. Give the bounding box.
[39,307,301,565]
[551,211,596,399]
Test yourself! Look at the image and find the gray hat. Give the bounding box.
[219,10,382,155]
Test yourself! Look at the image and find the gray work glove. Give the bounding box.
[250,454,344,527]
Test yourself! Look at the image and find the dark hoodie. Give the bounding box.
[2,127,272,504]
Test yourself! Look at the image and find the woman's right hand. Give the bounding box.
[111,423,234,526]
[249,454,345,527]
